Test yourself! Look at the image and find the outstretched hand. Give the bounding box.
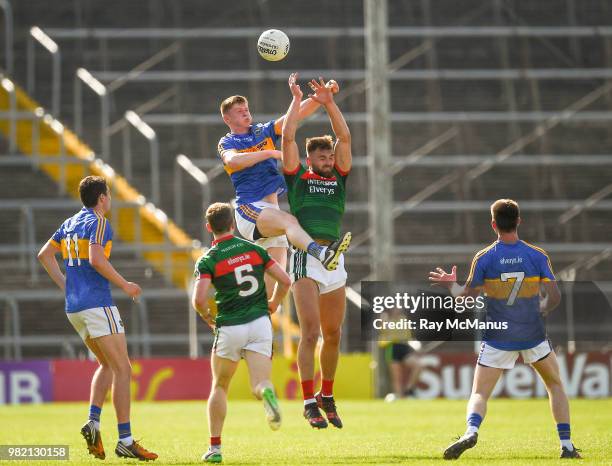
[309,77,334,105]
[428,265,457,289]
[288,72,303,100]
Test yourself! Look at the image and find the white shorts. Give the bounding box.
[477,340,553,370]
[213,315,273,362]
[235,200,289,249]
[67,306,125,340]
[289,247,347,294]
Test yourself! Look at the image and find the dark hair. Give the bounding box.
[79,176,108,208]
[491,199,520,232]
[220,95,248,115]
[206,202,234,234]
[306,135,334,156]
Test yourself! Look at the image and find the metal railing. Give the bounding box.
[174,154,220,244]
[158,154,612,170]
[41,25,612,40]
[106,41,181,93]
[18,205,37,283]
[48,117,67,195]
[0,289,202,360]
[74,68,110,160]
[72,42,180,162]
[107,87,177,137]
[27,26,61,117]
[0,173,194,290]
[0,76,57,162]
[0,76,198,291]
[0,0,13,75]
[135,110,612,126]
[559,183,612,224]
[89,67,612,83]
[124,110,160,205]
[1,76,16,152]
[347,79,612,250]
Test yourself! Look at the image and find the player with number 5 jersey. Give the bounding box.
[194,225,278,328]
[192,202,291,464]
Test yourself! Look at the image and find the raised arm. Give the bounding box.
[308,78,352,172]
[275,98,318,131]
[275,79,340,130]
[281,73,303,173]
[328,101,352,172]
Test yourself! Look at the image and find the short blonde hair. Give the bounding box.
[220,95,248,115]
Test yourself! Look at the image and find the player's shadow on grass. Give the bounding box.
[320,456,439,464]
[212,455,440,465]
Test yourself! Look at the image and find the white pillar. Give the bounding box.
[365,0,394,281]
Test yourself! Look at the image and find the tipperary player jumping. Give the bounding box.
[217,83,351,297]
[282,73,352,429]
[429,199,581,460]
[192,202,291,463]
[37,176,157,461]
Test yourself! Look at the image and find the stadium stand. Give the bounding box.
[1,0,611,357]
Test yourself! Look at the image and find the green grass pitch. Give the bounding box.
[1,399,610,465]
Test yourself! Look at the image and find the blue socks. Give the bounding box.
[557,423,573,450]
[118,422,133,446]
[557,423,570,440]
[89,407,136,446]
[466,412,483,434]
[88,405,101,430]
[90,409,135,446]
[307,241,324,260]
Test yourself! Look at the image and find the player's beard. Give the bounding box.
[312,165,334,178]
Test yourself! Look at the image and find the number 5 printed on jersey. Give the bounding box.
[235,264,259,296]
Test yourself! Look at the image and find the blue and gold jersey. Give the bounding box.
[466,240,555,350]
[217,120,286,205]
[50,207,113,313]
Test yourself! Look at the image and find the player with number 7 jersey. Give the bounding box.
[428,199,580,461]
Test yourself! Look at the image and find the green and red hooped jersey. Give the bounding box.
[284,163,348,242]
[194,235,275,327]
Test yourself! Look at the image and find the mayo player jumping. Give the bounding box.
[217,84,351,297]
[282,73,352,429]
[429,199,581,460]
